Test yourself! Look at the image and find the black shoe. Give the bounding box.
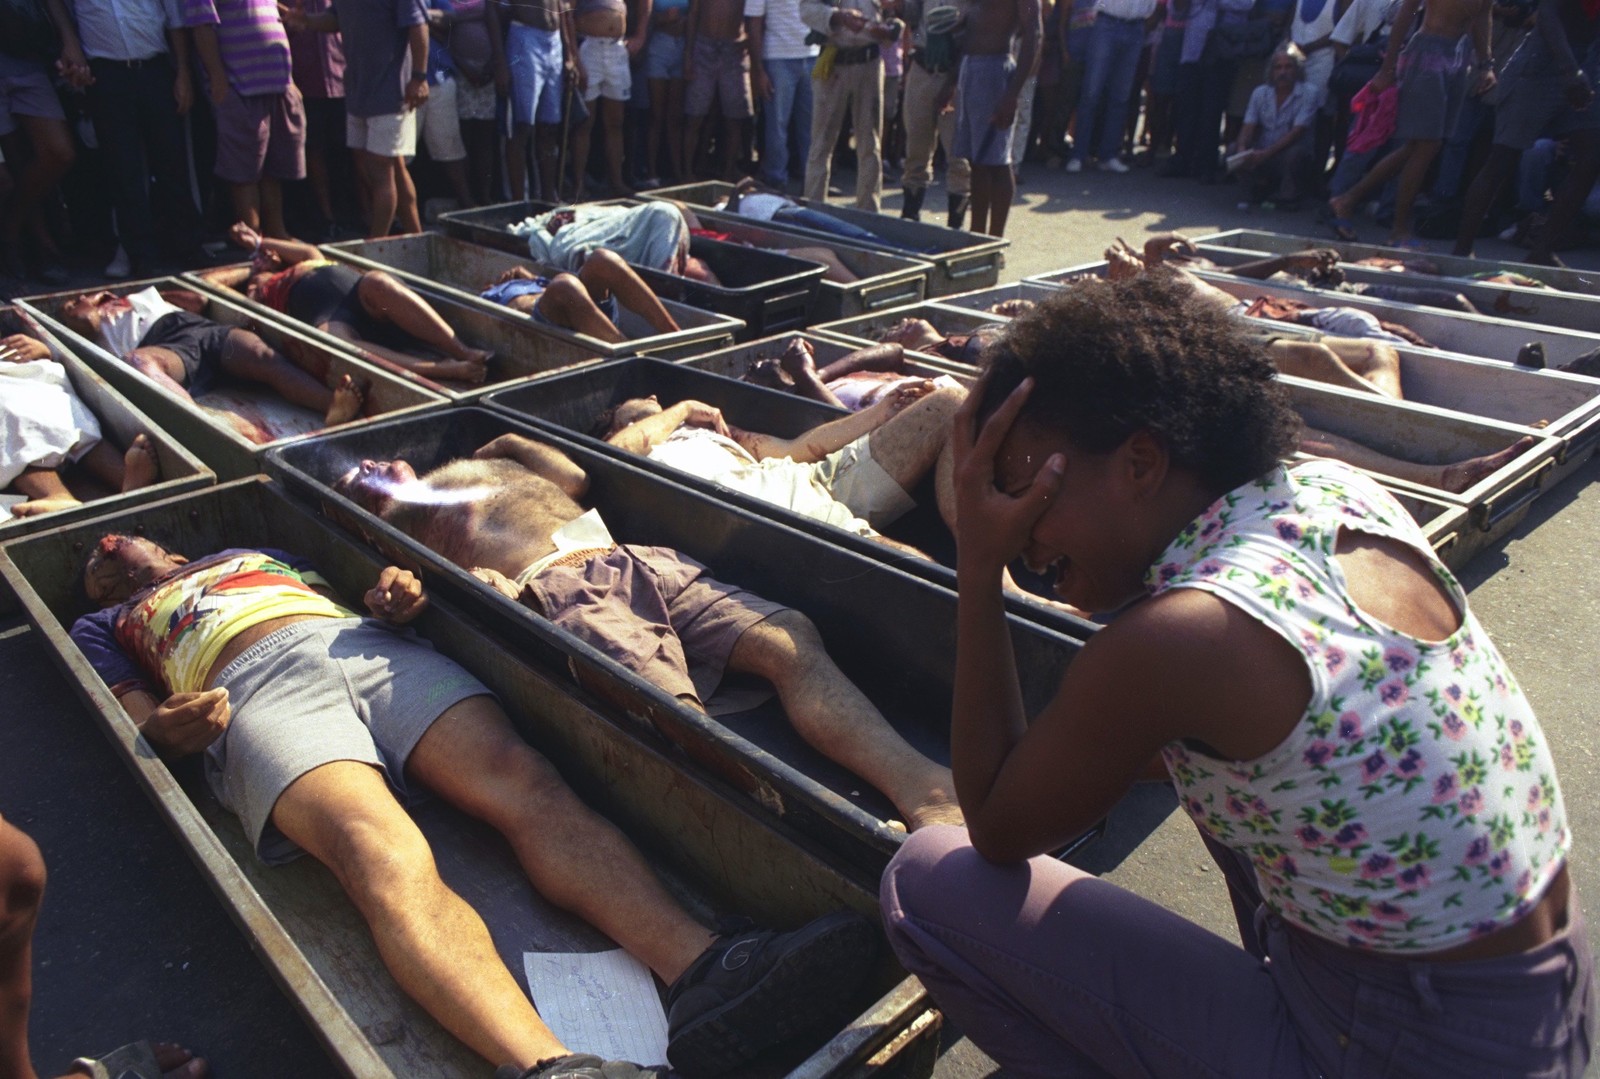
[946,193,970,231]
[901,185,926,221]
[496,1055,668,1079]
[665,912,878,1076]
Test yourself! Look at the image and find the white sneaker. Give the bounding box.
[1065,158,1084,173]
[104,245,131,279]
[1098,158,1130,174]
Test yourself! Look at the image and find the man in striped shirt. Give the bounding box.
[185,0,307,238]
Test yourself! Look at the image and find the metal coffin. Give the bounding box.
[1190,241,1600,335]
[0,305,213,545]
[18,279,446,480]
[0,478,941,1078]
[680,206,934,320]
[479,355,1094,635]
[183,262,610,403]
[1283,380,1565,544]
[437,202,827,339]
[1024,261,1600,370]
[323,232,743,359]
[810,303,1007,359]
[641,181,1008,296]
[1197,228,1600,298]
[928,281,1064,317]
[671,331,976,385]
[264,407,1095,878]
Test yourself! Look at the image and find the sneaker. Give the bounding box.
[665,912,878,1076]
[105,245,132,279]
[496,1055,668,1079]
[1064,158,1084,173]
[1098,158,1130,174]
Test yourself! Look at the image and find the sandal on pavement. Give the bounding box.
[69,1041,192,1079]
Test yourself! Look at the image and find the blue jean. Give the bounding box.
[761,56,813,185]
[1074,15,1146,163]
[882,825,1594,1079]
[773,205,883,242]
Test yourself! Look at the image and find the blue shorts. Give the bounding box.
[508,22,565,126]
[480,275,621,327]
[952,54,1018,167]
[644,31,685,80]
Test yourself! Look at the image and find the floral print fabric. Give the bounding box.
[1151,459,1569,952]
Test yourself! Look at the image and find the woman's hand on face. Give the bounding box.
[952,377,1063,576]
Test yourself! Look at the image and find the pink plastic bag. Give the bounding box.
[1346,81,1400,155]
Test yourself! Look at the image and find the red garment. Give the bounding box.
[690,228,732,242]
[1346,81,1399,155]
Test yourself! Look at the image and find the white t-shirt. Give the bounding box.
[646,427,876,536]
[743,0,820,59]
[732,193,793,220]
[0,359,102,490]
[97,286,184,358]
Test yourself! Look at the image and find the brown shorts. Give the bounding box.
[213,83,306,184]
[521,544,785,703]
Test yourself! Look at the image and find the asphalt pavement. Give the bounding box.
[3,162,1596,1078]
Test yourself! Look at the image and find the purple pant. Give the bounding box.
[881,825,1594,1078]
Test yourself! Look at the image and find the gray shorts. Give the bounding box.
[0,60,65,138]
[1393,33,1470,142]
[1492,35,1600,150]
[205,617,491,865]
[953,53,1018,167]
[521,544,785,705]
[686,37,753,118]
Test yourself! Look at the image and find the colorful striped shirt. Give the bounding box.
[183,0,294,97]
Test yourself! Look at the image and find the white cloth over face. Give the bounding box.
[0,360,103,488]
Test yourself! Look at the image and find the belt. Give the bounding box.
[832,43,881,64]
[89,53,168,68]
[909,47,954,72]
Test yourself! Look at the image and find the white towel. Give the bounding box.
[0,360,102,488]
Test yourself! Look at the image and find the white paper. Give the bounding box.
[523,948,670,1066]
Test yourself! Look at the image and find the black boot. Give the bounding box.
[946,193,970,231]
[901,184,926,221]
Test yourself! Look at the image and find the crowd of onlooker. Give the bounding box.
[0,0,1594,280]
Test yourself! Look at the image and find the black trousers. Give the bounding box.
[87,54,200,264]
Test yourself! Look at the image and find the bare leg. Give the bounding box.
[1387,138,1441,243]
[123,347,199,400]
[1300,429,1536,493]
[535,123,564,202]
[393,157,422,235]
[0,814,47,1079]
[322,321,488,384]
[1452,144,1518,257]
[777,246,859,283]
[973,164,1013,237]
[405,696,715,983]
[219,328,337,412]
[1268,339,1401,398]
[968,166,992,236]
[270,758,567,1071]
[353,271,494,368]
[728,610,962,830]
[863,385,965,524]
[602,98,631,194]
[259,177,289,239]
[572,108,598,199]
[507,125,534,201]
[7,467,82,516]
[229,181,262,234]
[358,150,399,238]
[532,274,628,341]
[1328,141,1413,223]
[683,115,706,181]
[442,157,475,209]
[576,248,679,332]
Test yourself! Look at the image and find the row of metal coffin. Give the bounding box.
[0,472,965,1077]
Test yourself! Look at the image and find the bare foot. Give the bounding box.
[742,356,793,389]
[1439,436,1536,493]
[11,496,82,517]
[60,1040,208,1079]
[324,373,366,425]
[121,433,161,491]
[434,358,488,384]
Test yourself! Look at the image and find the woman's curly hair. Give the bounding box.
[978,271,1301,494]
